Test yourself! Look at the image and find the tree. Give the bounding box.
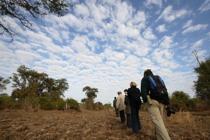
[0,76,10,92]
[171,91,190,111]
[11,65,69,99]
[0,0,70,37]
[83,86,98,99]
[82,86,98,110]
[194,58,210,105]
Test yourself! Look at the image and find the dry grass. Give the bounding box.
[0,109,210,140]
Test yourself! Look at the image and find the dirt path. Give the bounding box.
[0,109,210,140]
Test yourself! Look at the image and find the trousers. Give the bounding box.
[146,99,171,140]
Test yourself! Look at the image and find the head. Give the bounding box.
[114,97,116,100]
[130,81,137,88]
[117,91,122,95]
[144,69,153,77]
[124,89,128,95]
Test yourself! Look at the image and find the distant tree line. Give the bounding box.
[0,65,80,111]
[0,65,112,111]
[81,86,112,110]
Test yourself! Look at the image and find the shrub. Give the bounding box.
[39,97,55,110]
[66,98,80,111]
[56,98,66,110]
[95,102,103,110]
[104,103,112,109]
[0,94,13,109]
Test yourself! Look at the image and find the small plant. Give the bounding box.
[39,97,55,110]
[56,98,66,110]
[0,94,13,109]
[66,98,80,111]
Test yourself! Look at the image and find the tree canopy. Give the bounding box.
[11,65,69,99]
[0,0,70,37]
[171,91,190,111]
[83,86,98,99]
[194,58,210,104]
[0,76,10,92]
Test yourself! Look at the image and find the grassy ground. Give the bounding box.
[0,109,210,140]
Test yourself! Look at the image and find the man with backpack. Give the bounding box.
[127,82,141,133]
[141,69,171,140]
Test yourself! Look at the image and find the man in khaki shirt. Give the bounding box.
[116,91,125,123]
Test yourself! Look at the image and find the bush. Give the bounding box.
[66,98,80,111]
[95,102,103,110]
[0,94,13,109]
[104,103,112,109]
[56,98,66,110]
[39,97,55,110]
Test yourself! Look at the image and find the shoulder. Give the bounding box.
[141,76,149,83]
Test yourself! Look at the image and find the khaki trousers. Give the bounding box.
[146,99,171,140]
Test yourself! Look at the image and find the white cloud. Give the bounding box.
[16,50,43,63]
[156,24,166,32]
[117,24,139,38]
[159,36,173,49]
[143,28,156,40]
[145,0,162,7]
[182,24,208,34]
[199,0,210,12]
[74,3,90,17]
[182,20,193,29]
[157,6,188,22]
[192,39,204,49]
[1,0,206,103]
[115,1,132,23]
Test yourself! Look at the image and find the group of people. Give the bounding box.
[113,69,171,140]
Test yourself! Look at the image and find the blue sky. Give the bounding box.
[0,0,210,103]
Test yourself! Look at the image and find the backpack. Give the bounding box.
[148,75,169,105]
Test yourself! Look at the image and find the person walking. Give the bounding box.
[116,91,125,123]
[141,69,171,140]
[124,89,131,128]
[127,82,141,133]
[113,97,119,117]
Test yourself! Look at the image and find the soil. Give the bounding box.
[0,109,210,140]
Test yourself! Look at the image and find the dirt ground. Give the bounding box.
[0,109,210,140]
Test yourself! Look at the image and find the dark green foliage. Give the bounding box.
[0,94,22,109]
[194,58,210,105]
[0,0,70,37]
[11,65,69,100]
[95,101,103,110]
[0,94,12,109]
[66,98,80,110]
[0,76,10,92]
[171,91,190,111]
[39,97,55,110]
[103,103,112,109]
[83,86,98,99]
[56,98,66,110]
[82,86,98,110]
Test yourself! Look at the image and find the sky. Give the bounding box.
[0,0,210,103]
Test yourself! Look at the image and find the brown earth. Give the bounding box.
[0,109,210,140]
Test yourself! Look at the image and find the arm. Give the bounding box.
[116,97,120,109]
[141,77,149,103]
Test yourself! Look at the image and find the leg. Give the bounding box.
[147,100,171,140]
[136,108,141,130]
[127,113,131,128]
[131,107,139,133]
[120,110,125,123]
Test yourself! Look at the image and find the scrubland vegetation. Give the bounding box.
[0,58,210,140]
